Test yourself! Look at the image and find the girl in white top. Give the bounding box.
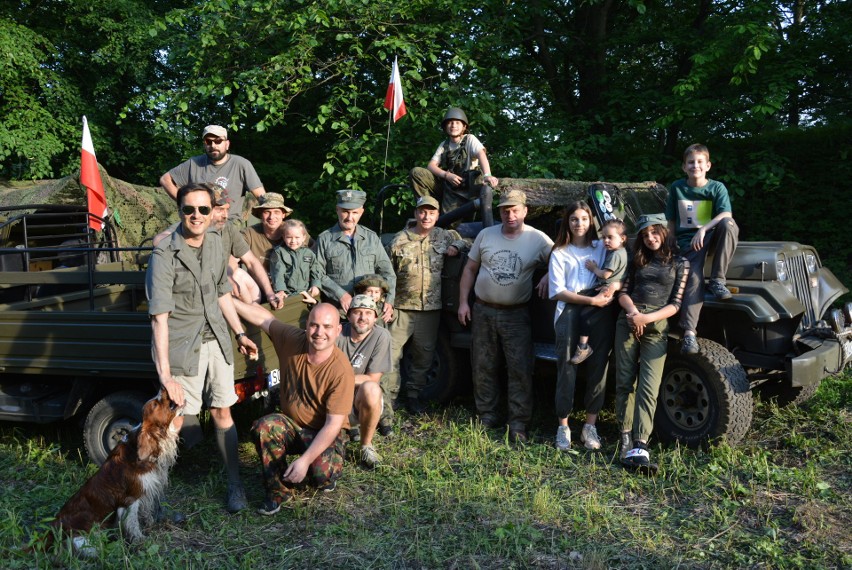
[548,201,617,452]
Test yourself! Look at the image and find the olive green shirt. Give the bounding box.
[146,226,233,376]
[315,224,396,305]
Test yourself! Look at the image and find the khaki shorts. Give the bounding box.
[173,340,238,415]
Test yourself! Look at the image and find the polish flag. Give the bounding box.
[383,57,407,123]
[81,116,108,231]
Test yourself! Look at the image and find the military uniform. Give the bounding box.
[315,191,396,306]
[383,223,467,418]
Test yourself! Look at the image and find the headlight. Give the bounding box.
[776,260,788,281]
[805,253,817,273]
[829,308,845,333]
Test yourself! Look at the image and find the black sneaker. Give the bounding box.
[377,420,394,438]
[257,497,281,516]
[479,415,501,429]
[681,334,699,355]
[622,443,658,476]
[708,280,733,300]
[348,427,361,443]
[406,397,428,415]
[509,428,528,445]
[320,480,337,493]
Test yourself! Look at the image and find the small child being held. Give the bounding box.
[354,274,393,326]
[570,219,628,364]
[269,219,321,305]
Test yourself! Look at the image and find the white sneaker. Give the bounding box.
[619,432,632,460]
[580,423,602,450]
[556,425,571,451]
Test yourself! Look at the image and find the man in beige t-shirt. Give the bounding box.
[458,190,553,443]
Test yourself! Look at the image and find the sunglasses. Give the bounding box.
[181,205,212,216]
[203,138,225,145]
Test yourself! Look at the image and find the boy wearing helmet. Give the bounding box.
[409,107,499,214]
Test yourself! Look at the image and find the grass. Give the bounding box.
[2,372,850,569]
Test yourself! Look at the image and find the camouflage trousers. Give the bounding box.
[470,302,534,430]
[251,414,346,500]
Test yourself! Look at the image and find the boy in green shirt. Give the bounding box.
[666,144,739,355]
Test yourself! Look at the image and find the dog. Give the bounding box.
[45,389,181,555]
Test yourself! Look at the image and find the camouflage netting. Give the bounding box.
[0,166,178,249]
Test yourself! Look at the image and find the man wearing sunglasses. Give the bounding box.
[159,125,265,221]
[146,183,259,514]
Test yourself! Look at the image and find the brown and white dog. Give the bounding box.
[46,389,181,554]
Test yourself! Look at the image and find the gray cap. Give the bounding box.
[349,294,378,316]
[251,192,293,217]
[202,125,228,139]
[635,213,667,233]
[337,189,367,209]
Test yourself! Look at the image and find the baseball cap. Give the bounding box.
[635,213,667,233]
[202,125,228,140]
[496,189,527,208]
[348,294,378,316]
[415,196,440,210]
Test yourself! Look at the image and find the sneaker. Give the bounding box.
[348,427,361,443]
[622,442,658,475]
[226,482,248,513]
[360,444,381,468]
[555,425,571,451]
[580,423,602,450]
[708,280,733,300]
[570,345,594,365]
[320,480,337,493]
[509,428,528,445]
[619,432,631,460]
[154,500,187,524]
[681,334,699,355]
[257,497,281,516]
[377,420,394,438]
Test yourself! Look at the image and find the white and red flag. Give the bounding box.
[383,56,407,123]
[81,116,108,231]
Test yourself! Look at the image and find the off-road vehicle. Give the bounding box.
[407,180,851,445]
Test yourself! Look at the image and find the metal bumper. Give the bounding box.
[788,336,852,387]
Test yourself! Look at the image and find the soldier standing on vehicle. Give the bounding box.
[335,295,392,468]
[385,196,468,418]
[159,125,265,221]
[315,190,396,322]
[233,301,354,515]
[146,182,258,514]
[457,189,553,443]
[410,107,499,215]
[241,192,293,273]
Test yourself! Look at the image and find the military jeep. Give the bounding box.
[0,204,305,464]
[413,181,851,446]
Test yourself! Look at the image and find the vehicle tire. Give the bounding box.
[84,390,150,465]
[416,330,471,405]
[655,338,753,447]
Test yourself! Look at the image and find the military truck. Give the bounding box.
[0,204,304,464]
[412,180,851,446]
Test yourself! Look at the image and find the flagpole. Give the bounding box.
[383,109,393,181]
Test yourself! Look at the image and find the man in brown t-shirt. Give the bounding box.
[234,301,354,515]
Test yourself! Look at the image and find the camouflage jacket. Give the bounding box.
[387,227,468,311]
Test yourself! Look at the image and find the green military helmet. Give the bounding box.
[354,273,390,295]
[441,107,469,129]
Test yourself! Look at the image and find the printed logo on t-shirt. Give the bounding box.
[677,199,713,229]
[214,176,229,190]
[350,352,365,370]
[486,249,522,286]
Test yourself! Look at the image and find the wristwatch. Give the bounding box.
[235,332,247,341]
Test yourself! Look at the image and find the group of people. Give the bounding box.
[145,114,737,517]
